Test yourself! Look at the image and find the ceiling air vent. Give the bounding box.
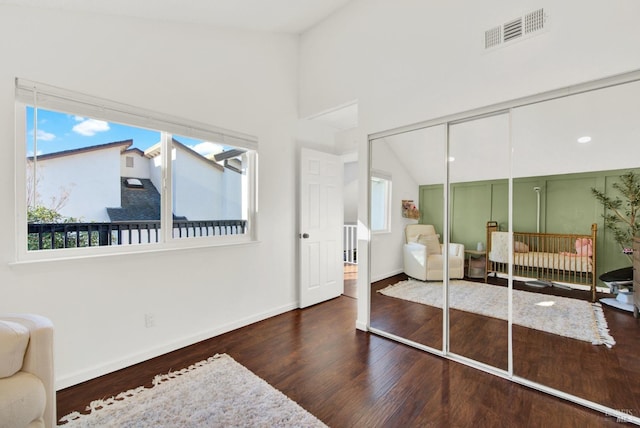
[484,8,547,50]
[524,8,545,34]
[485,26,502,49]
[503,18,523,42]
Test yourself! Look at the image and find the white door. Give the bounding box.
[299,148,344,308]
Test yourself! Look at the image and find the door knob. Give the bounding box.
[301,233,310,239]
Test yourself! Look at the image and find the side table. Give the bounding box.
[465,250,486,279]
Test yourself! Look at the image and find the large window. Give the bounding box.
[16,79,257,260]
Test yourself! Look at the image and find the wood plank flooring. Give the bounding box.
[371,273,640,424]
[57,278,634,426]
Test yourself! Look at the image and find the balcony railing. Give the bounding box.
[343,224,357,264]
[28,219,248,250]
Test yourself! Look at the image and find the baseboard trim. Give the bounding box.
[56,302,298,390]
[371,269,403,283]
[355,320,368,331]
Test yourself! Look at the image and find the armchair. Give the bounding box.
[0,314,55,428]
[403,224,465,281]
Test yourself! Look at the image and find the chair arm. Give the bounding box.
[404,242,428,281]
[1,314,55,428]
[448,243,465,257]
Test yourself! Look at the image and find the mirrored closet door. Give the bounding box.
[447,113,510,370]
[369,70,640,421]
[369,125,446,351]
[510,79,640,411]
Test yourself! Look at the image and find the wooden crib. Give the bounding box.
[485,221,598,301]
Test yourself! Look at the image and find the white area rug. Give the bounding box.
[379,279,615,347]
[60,354,327,427]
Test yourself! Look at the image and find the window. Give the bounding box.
[370,170,391,233]
[16,79,257,260]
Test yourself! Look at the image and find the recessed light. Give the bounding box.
[577,136,591,144]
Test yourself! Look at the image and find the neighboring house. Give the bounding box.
[29,139,242,223]
[28,140,130,222]
[144,139,243,222]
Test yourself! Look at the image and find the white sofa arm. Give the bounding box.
[1,314,55,428]
[403,242,427,281]
[448,243,465,257]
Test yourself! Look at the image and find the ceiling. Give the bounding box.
[2,0,359,130]
[0,0,352,34]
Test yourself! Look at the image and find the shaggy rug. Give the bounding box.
[379,279,615,347]
[59,354,327,427]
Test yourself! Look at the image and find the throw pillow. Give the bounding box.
[0,320,29,378]
[514,241,529,253]
[575,238,593,256]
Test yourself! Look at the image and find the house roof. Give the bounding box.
[123,147,145,157]
[27,139,133,161]
[145,139,225,172]
[106,178,161,221]
[107,177,187,221]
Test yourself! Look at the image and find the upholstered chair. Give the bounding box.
[403,224,465,281]
[0,314,55,428]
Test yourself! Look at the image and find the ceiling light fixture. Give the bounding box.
[577,136,592,144]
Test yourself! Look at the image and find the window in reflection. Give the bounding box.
[371,171,392,233]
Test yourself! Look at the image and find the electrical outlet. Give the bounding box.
[144,313,155,328]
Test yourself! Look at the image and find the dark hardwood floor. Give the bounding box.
[371,273,640,424]
[343,263,357,299]
[57,276,633,426]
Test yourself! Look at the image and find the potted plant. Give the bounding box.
[591,170,640,260]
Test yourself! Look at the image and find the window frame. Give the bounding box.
[14,78,259,262]
[370,169,392,234]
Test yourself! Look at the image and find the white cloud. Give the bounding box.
[28,129,56,141]
[73,118,110,136]
[36,129,56,141]
[190,141,223,156]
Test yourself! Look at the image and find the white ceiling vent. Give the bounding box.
[485,26,502,49]
[485,8,547,50]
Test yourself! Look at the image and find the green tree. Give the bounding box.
[591,170,640,259]
[27,205,96,250]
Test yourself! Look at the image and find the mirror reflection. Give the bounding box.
[447,113,510,369]
[510,80,640,410]
[370,125,446,350]
[369,74,640,415]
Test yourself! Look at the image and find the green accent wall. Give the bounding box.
[419,168,639,283]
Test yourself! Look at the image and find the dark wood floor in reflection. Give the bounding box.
[57,292,628,427]
[371,273,640,416]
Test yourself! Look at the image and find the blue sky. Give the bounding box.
[26,107,222,157]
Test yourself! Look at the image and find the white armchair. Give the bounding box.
[0,314,55,428]
[403,224,465,281]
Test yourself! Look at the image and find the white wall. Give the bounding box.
[121,151,151,179]
[172,148,225,220]
[370,140,420,281]
[298,0,640,328]
[0,4,300,388]
[33,147,122,222]
[343,161,358,224]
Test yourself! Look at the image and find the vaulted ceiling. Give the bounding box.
[0,0,352,34]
